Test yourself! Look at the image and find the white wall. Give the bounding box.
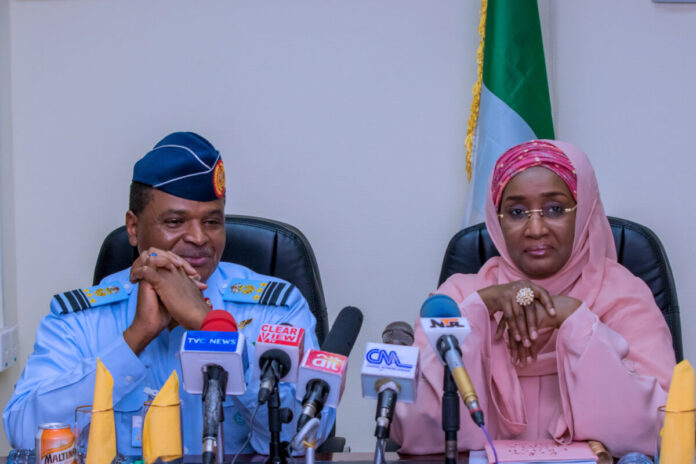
[0,0,20,449]
[0,0,478,453]
[0,0,10,328]
[0,0,694,455]
[541,0,696,365]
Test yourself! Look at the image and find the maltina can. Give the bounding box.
[35,423,77,464]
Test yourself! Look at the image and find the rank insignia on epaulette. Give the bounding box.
[52,283,127,315]
[223,279,295,307]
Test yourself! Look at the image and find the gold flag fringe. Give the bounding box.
[465,0,488,182]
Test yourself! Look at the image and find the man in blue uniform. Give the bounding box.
[3,132,334,455]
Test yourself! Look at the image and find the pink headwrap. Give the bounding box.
[491,140,578,208]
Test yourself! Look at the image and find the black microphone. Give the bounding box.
[258,349,292,404]
[296,306,364,430]
[373,321,415,439]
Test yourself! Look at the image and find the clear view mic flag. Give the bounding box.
[254,324,305,404]
[254,323,305,383]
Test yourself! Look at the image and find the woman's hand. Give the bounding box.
[547,295,582,328]
[505,295,583,365]
[478,281,556,349]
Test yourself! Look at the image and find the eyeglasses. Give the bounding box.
[498,204,577,224]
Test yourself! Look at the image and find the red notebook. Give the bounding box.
[484,440,597,463]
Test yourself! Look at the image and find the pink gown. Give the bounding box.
[392,140,678,458]
[391,261,675,457]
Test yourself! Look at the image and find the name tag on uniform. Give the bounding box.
[132,415,143,448]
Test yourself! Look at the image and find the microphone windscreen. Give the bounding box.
[420,294,460,318]
[320,306,363,356]
[201,310,238,332]
[381,321,414,346]
[260,348,292,377]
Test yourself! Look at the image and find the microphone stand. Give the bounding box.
[373,438,387,464]
[202,365,228,464]
[265,382,293,464]
[373,386,397,464]
[291,417,321,464]
[442,366,460,464]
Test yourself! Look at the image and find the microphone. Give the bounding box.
[361,322,420,439]
[420,295,484,427]
[295,306,364,430]
[180,310,248,395]
[254,323,305,404]
[179,310,248,464]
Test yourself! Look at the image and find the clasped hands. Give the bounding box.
[123,247,211,355]
[478,281,581,366]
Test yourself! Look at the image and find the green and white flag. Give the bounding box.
[463,0,554,225]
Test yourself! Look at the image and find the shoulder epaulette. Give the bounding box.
[222,279,295,307]
[51,283,128,315]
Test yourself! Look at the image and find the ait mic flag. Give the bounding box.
[463,0,555,225]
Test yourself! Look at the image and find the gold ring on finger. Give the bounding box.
[515,287,535,306]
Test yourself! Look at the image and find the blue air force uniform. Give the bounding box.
[4,131,334,454]
[3,262,335,455]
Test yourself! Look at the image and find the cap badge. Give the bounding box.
[213,159,226,198]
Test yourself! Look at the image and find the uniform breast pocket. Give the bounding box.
[114,390,148,452]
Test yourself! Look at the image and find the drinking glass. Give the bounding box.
[142,400,183,464]
[655,405,695,463]
[74,404,118,464]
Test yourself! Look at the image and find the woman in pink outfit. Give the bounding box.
[391,140,675,457]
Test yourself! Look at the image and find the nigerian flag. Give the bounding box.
[463,0,554,225]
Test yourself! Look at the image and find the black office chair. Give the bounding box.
[93,214,346,452]
[439,216,684,362]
